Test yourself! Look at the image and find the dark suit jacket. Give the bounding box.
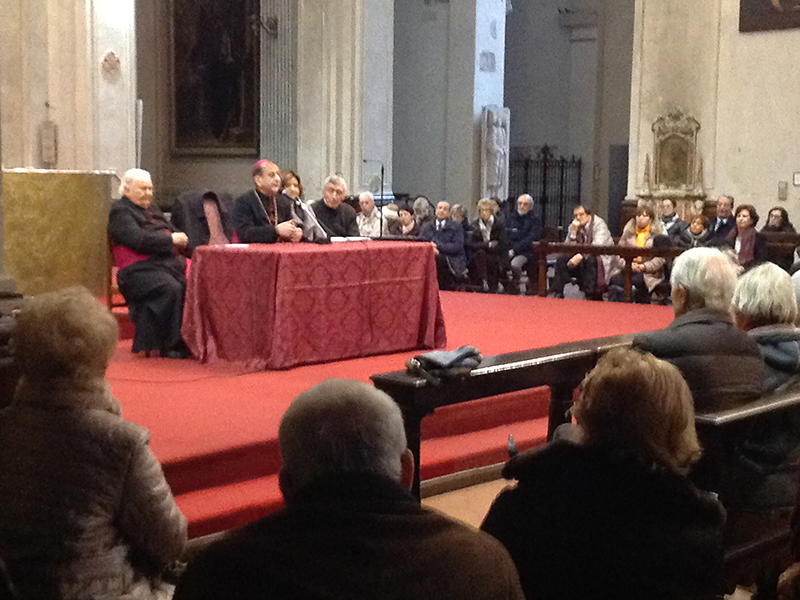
[505,211,543,257]
[706,217,735,241]
[661,216,689,246]
[232,190,295,243]
[419,219,467,276]
[467,218,508,255]
[309,200,359,237]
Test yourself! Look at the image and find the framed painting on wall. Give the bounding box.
[171,0,260,155]
[740,0,800,32]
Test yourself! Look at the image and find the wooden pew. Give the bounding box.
[531,235,800,301]
[373,339,800,595]
[531,241,684,302]
[694,390,800,593]
[371,333,637,498]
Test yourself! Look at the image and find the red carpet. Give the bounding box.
[108,292,674,537]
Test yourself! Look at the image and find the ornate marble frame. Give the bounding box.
[636,109,706,217]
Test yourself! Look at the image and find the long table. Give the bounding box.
[182,241,447,369]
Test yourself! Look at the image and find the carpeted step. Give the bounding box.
[176,416,550,538]
[163,389,548,498]
[420,416,549,480]
[176,474,284,539]
[421,387,550,439]
[164,439,282,497]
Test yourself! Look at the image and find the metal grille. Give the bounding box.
[508,146,582,238]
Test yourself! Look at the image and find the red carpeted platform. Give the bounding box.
[107,292,674,537]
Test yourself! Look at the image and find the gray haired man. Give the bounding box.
[174,379,524,600]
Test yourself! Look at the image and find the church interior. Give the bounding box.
[2,0,800,598]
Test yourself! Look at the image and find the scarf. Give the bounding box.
[478,215,494,243]
[635,223,650,248]
[732,227,756,265]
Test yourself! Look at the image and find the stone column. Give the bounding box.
[626,0,722,200]
[394,0,506,212]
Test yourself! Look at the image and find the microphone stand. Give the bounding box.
[363,158,385,238]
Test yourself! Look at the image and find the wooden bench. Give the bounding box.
[531,241,684,302]
[532,236,800,302]
[371,332,637,497]
[372,339,800,595]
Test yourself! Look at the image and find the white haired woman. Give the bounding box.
[731,263,800,510]
[481,348,725,600]
[0,287,186,599]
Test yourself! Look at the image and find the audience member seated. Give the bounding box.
[233,159,303,244]
[481,348,725,600]
[728,203,768,270]
[380,202,399,236]
[170,190,231,257]
[762,206,797,272]
[550,204,615,300]
[608,206,666,303]
[489,198,505,227]
[660,198,689,246]
[280,168,304,201]
[707,194,736,241]
[467,198,509,293]
[310,175,360,238]
[356,192,382,237]
[419,201,468,290]
[0,288,187,599]
[764,206,797,234]
[389,201,418,237]
[413,196,434,231]
[449,203,472,264]
[107,168,190,358]
[279,168,328,242]
[505,194,543,295]
[679,214,710,248]
[633,247,764,411]
[730,263,800,509]
[173,379,524,600]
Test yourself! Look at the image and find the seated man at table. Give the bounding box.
[107,168,190,358]
[550,205,615,300]
[233,159,303,244]
[633,247,763,411]
[173,379,524,600]
[419,201,468,290]
[310,176,360,237]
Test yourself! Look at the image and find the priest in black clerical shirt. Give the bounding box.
[232,159,303,244]
[310,175,360,237]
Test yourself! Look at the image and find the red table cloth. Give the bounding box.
[182,241,447,369]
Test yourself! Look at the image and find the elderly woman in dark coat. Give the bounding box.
[731,263,800,509]
[481,348,725,600]
[0,288,187,599]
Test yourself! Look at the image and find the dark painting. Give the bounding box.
[740,0,800,32]
[171,0,260,155]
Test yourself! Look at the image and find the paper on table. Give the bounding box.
[330,236,371,242]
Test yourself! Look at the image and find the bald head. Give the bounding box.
[278,379,412,500]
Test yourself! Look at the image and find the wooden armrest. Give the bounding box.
[695,390,800,427]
